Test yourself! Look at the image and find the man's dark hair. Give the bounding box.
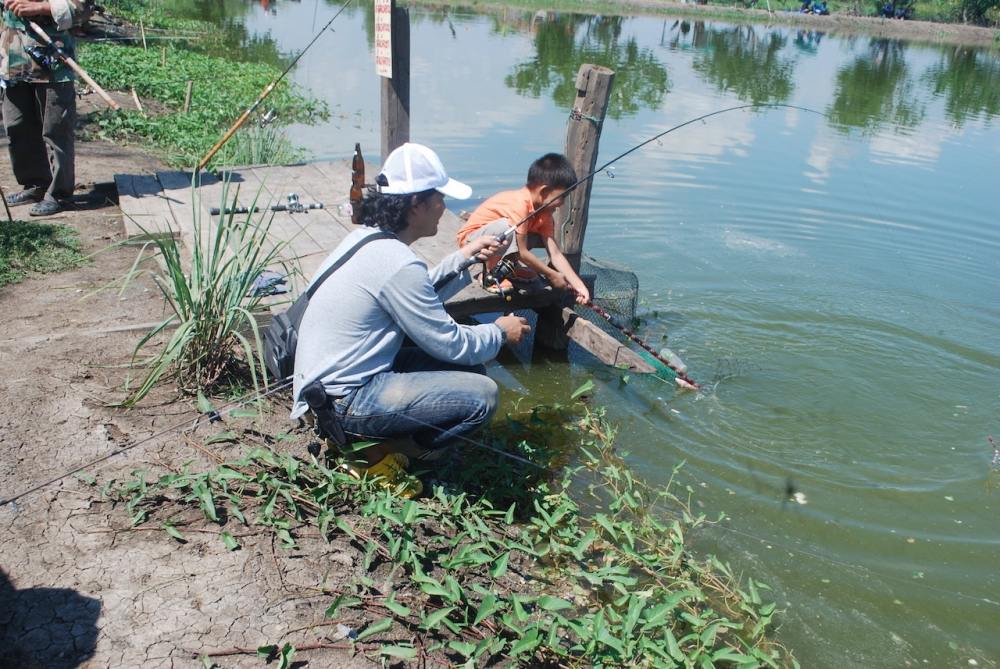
[526,153,577,190]
[359,189,437,234]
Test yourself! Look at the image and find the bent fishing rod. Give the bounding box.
[441,103,825,288]
[196,0,356,171]
[438,103,825,385]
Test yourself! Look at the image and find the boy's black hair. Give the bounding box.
[360,188,437,234]
[526,153,577,190]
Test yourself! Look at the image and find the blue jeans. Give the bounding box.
[332,348,499,450]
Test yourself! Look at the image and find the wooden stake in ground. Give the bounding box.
[160,45,166,67]
[139,18,147,51]
[183,80,193,113]
[130,87,145,116]
[0,182,13,222]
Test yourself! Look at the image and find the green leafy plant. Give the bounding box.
[104,402,797,666]
[120,179,293,405]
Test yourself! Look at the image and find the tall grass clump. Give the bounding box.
[121,180,291,405]
[220,124,304,168]
[102,402,797,667]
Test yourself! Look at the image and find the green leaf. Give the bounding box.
[490,551,510,579]
[379,644,417,660]
[196,390,215,415]
[325,594,361,618]
[473,594,500,626]
[508,628,541,657]
[420,606,455,630]
[256,644,276,659]
[275,528,295,549]
[229,408,260,418]
[570,379,595,399]
[383,595,411,618]
[220,531,239,551]
[448,640,476,657]
[162,523,185,542]
[277,643,294,669]
[356,617,393,641]
[204,431,237,445]
[536,595,573,612]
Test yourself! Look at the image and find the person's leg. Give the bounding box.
[33,81,76,214]
[334,358,498,455]
[466,219,520,263]
[3,83,50,199]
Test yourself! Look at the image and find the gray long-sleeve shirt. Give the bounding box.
[290,227,503,419]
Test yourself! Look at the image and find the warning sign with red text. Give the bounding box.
[374,0,392,78]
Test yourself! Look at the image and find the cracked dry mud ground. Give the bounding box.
[0,139,371,668]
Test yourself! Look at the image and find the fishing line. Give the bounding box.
[0,378,293,509]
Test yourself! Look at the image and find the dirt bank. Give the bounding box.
[0,109,370,667]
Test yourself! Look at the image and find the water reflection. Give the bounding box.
[159,0,291,68]
[926,46,1000,127]
[689,24,796,105]
[828,39,925,133]
[504,14,669,119]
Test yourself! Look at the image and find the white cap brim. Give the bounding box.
[436,177,471,200]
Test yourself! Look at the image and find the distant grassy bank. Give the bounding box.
[413,0,1000,46]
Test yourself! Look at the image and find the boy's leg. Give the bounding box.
[466,219,520,262]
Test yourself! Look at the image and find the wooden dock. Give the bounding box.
[114,161,654,373]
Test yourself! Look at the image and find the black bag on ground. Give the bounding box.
[262,231,393,382]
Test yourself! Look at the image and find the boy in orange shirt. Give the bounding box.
[456,153,590,304]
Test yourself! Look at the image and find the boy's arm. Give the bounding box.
[545,237,590,304]
[515,230,568,290]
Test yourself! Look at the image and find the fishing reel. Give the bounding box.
[25,44,59,70]
[482,256,517,302]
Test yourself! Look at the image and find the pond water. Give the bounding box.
[177,1,999,665]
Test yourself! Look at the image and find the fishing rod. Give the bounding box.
[439,103,825,289]
[11,17,121,110]
[196,0,356,171]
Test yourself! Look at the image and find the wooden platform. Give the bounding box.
[114,161,655,373]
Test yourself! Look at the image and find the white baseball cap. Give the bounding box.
[378,142,472,200]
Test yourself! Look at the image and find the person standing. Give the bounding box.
[1,0,85,216]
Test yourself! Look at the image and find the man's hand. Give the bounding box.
[495,314,530,345]
[571,283,590,305]
[4,0,52,18]
[461,231,510,262]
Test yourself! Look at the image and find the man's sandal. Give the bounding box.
[5,188,44,207]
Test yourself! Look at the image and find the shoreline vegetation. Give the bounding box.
[413,0,1000,46]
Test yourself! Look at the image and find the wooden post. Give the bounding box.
[535,64,614,351]
[139,19,147,51]
[380,0,410,162]
[559,64,615,272]
[160,45,167,67]
[183,80,193,113]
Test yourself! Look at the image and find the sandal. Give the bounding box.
[6,187,44,207]
[29,197,63,217]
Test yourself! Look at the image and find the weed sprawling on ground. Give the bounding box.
[101,404,797,667]
[120,180,292,405]
[77,42,327,168]
[0,220,86,287]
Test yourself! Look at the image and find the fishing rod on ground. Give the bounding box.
[195,0,356,171]
[434,103,826,388]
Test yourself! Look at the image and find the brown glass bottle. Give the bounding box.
[350,143,364,224]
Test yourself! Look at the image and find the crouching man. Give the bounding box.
[290,143,531,484]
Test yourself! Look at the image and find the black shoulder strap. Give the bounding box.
[305,231,394,300]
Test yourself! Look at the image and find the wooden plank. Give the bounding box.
[380,0,410,161]
[445,283,562,318]
[114,173,179,242]
[562,308,656,373]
